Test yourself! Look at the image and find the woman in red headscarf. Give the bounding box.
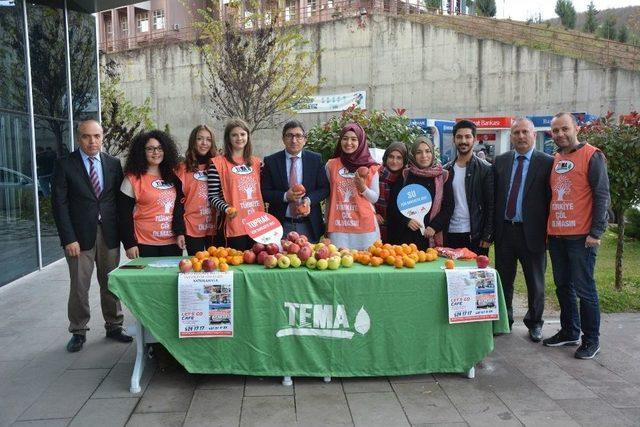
[325,123,381,250]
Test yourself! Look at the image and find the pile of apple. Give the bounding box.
[178,247,245,273]
[242,231,354,270]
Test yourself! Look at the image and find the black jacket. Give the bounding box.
[444,154,495,243]
[261,149,330,242]
[493,149,554,253]
[51,150,123,250]
[387,171,454,250]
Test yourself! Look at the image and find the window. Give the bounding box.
[307,0,317,17]
[152,9,165,30]
[120,16,128,34]
[105,18,112,36]
[285,0,296,21]
[136,12,149,32]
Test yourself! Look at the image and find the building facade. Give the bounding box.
[0,0,102,286]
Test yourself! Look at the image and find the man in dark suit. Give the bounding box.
[52,120,132,352]
[494,117,554,342]
[262,120,330,242]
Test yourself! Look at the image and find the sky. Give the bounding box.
[497,0,640,21]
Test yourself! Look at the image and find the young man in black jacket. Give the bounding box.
[443,120,494,256]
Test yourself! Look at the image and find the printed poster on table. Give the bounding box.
[445,268,499,324]
[178,271,233,338]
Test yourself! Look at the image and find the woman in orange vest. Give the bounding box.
[176,125,218,255]
[207,118,264,251]
[326,123,380,250]
[119,130,185,258]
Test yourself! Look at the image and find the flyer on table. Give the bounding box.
[178,271,234,337]
[446,268,499,324]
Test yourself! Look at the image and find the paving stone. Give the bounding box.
[556,398,634,426]
[588,384,640,409]
[346,391,409,427]
[68,397,138,427]
[619,407,640,424]
[93,362,155,398]
[183,388,243,427]
[135,370,196,413]
[388,374,436,384]
[196,374,245,390]
[294,379,352,426]
[18,369,109,421]
[11,419,71,427]
[68,338,131,370]
[125,412,186,427]
[243,376,293,396]
[392,381,464,425]
[0,360,28,382]
[513,409,580,426]
[0,327,66,362]
[341,377,392,393]
[240,395,296,427]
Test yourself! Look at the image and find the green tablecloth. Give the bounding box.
[109,258,509,376]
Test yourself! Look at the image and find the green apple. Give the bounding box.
[316,258,328,270]
[341,255,354,267]
[305,256,317,269]
[328,256,341,270]
[314,242,325,251]
[277,256,291,269]
[288,254,302,268]
[328,244,338,255]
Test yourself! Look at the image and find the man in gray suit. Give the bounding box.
[493,117,554,342]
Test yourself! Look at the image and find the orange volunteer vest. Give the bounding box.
[128,173,177,245]
[212,156,264,238]
[326,158,379,234]
[177,162,216,238]
[547,143,600,236]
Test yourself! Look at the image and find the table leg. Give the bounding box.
[282,376,293,386]
[466,366,475,379]
[323,376,331,383]
[130,320,147,393]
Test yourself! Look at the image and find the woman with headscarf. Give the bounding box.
[375,142,408,242]
[387,136,453,250]
[325,123,381,250]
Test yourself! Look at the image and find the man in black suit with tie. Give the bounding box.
[262,120,330,242]
[52,120,132,352]
[493,117,554,342]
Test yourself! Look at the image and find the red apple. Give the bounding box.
[295,236,308,246]
[257,250,268,265]
[202,258,217,272]
[292,183,306,194]
[287,243,300,255]
[298,245,313,261]
[266,243,279,255]
[252,242,265,255]
[315,246,330,260]
[357,166,369,178]
[281,240,292,252]
[178,259,192,273]
[476,255,490,269]
[243,250,256,264]
[263,254,278,268]
[287,231,300,242]
[320,237,332,246]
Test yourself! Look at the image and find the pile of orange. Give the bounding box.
[353,241,439,269]
[189,246,244,272]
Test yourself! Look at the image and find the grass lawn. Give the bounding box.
[492,228,640,313]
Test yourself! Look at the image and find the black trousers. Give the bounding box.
[138,244,183,257]
[225,235,253,251]
[494,223,546,329]
[184,235,216,256]
[444,232,489,256]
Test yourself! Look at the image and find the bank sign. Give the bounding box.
[276,302,370,339]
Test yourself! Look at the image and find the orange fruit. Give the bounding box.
[192,260,202,272]
[370,256,383,266]
[409,243,418,253]
[394,258,404,269]
[385,255,396,266]
[427,252,438,262]
[417,251,427,262]
[379,249,389,259]
[190,256,199,265]
[374,239,383,248]
[207,246,217,256]
[219,262,229,272]
[444,259,455,269]
[367,245,376,254]
[404,258,416,268]
[383,243,393,251]
[360,254,371,265]
[231,256,242,266]
[402,244,412,255]
[394,246,404,256]
[218,248,228,258]
[196,251,208,260]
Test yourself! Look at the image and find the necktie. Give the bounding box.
[288,156,299,217]
[88,156,102,198]
[505,155,524,220]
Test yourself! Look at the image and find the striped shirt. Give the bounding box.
[206,163,230,212]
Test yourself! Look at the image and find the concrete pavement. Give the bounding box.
[1,258,639,426]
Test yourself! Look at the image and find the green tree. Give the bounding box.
[424,0,441,10]
[580,112,640,290]
[555,0,576,29]
[475,0,496,17]
[618,25,629,43]
[100,60,155,157]
[599,13,617,40]
[191,5,319,133]
[582,1,598,33]
[306,107,424,162]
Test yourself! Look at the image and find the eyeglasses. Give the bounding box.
[284,133,306,141]
[145,146,163,153]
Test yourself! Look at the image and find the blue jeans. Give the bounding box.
[548,236,600,344]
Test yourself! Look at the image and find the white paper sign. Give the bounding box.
[295,91,366,113]
[445,268,499,324]
[178,271,233,337]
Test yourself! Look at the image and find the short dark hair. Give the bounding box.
[453,120,477,137]
[552,112,578,125]
[282,120,305,138]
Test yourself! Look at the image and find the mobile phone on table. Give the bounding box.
[120,264,146,269]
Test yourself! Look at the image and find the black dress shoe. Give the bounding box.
[529,326,543,343]
[106,328,133,343]
[67,334,86,352]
